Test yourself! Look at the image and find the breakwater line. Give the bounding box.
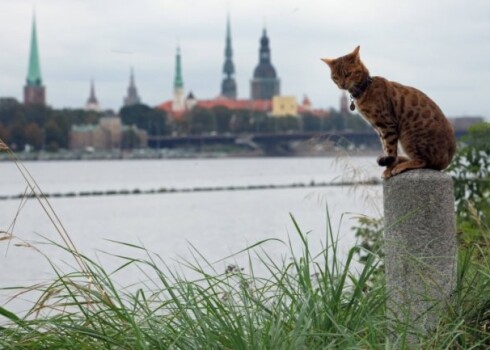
[1,179,381,201]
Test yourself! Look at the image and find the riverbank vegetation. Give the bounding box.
[0,214,489,348]
[0,123,489,349]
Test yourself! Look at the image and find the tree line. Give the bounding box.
[0,98,369,152]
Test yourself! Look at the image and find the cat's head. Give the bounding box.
[321,46,369,91]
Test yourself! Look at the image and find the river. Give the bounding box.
[0,156,383,314]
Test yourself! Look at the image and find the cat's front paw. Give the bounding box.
[382,168,393,178]
[377,155,396,167]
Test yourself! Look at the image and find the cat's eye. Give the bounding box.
[344,72,352,78]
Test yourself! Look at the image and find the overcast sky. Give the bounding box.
[0,0,488,118]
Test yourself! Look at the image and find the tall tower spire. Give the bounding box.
[220,14,237,99]
[85,79,101,112]
[172,45,185,111]
[250,27,280,100]
[124,67,141,107]
[24,12,46,105]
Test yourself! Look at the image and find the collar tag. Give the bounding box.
[349,96,356,111]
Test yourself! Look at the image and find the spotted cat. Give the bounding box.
[322,46,456,178]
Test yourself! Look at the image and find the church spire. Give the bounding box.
[124,67,141,106]
[24,12,46,105]
[174,46,184,90]
[85,79,101,112]
[27,13,42,86]
[221,14,237,99]
[259,27,271,65]
[88,80,97,103]
[172,45,185,111]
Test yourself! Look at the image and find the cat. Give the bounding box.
[321,46,456,178]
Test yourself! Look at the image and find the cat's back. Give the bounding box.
[384,78,456,169]
[384,79,446,121]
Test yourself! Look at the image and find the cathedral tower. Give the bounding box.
[24,13,46,106]
[124,68,141,106]
[221,15,237,99]
[172,46,185,112]
[250,28,280,100]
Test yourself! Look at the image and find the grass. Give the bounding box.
[1,213,387,349]
[1,142,490,348]
[0,214,489,349]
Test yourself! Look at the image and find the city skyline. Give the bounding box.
[0,0,488,118]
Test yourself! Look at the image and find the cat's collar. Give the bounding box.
[348,76,372,111]
[349,76,373,99]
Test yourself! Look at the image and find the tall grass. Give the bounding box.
[0,214,489,348]
[1,142,490,348]
[0,212,387,349]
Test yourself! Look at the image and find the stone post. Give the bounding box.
[383,169,457,340]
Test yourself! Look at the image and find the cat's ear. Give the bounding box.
[352,46,360,60]
[321,58,335,67]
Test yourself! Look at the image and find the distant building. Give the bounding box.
[185,92,198,110]
[158,93,272,118]
[449,116,485,132]
[220,15,237,99]
[192,95,272,112]
[24,13,46,106]
[123,68,142,107]
[297,95,329,118]
[271,96,297,117]
[300,95,312,112]
[70,111,147,150]
[85,80,101,112]
[250,28,280,100]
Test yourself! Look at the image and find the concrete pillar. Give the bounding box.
[383,169,457,341]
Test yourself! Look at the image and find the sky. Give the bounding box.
[0,0,489,118]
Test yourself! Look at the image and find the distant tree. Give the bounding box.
[245,112,271,133]
[44,120,65,152]
[121,128,141,150]
[275,116,300,133]
[301,113,321,132]
[120,104,168,136]
[187,107,215,134]
[25,123,44,150]
[0,123,9,144]
[25,105,51,126]
[0,99,23,126]
[49,113,71,148]
[345,113,370,131]
[9,123,26,151]
[172,116,191,136]
[120,104,146,126]
[213,106,232,133]
[232,110,254,133]
[324,109,346,131]
[59,108,102,126]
